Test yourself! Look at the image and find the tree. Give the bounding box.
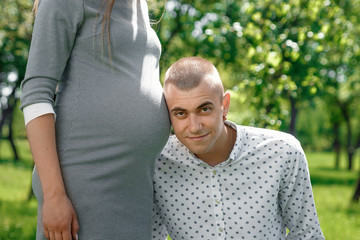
[315,0,360,170]
[0,0,33,160]
[2,0,360,200]
[155,0,360,201]
[156,0,340,134]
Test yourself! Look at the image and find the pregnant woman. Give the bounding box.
[20,0,170,239]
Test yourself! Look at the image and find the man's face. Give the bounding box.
[164,80,230,160]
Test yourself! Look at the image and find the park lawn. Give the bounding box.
[0,164,37,239]
[0,140,359,240]
[306,152,360,240]
[0,139,37,239]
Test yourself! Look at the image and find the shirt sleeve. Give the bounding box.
[23,102,55,126]
[152,195,168,240]
[279,145,325,240]
[20,0,84,110]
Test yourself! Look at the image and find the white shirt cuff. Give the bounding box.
[23,103,56,126]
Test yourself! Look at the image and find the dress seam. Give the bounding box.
[60,53,81,158]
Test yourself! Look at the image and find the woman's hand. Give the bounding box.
[26,114,79,240]
[43,194,79,240]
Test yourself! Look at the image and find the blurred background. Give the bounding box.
[1,0,359,239]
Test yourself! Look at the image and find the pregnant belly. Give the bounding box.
[54,87,170,165]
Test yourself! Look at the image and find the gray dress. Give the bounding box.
[20,0,170,239]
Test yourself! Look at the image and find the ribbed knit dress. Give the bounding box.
[20,0,170,239]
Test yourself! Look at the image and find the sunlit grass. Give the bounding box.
[0,139,36,239]
[0,198,37,240]
[307,152,360,240]
[312,184,360,239]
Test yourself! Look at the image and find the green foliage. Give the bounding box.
[296,99,333,151]
[0,0,33,83]
[1,0,359,238]
[0,0,33,149]
[154,0,360,151]
[1,0,359,158]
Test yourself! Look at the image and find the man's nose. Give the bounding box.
[188,114,202,133]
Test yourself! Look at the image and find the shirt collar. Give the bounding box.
[225,120,244,163]
[178,120,244,168]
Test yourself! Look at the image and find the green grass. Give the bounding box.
[0,139,37,240]
[0,140,359,239]
[307,152,360,240]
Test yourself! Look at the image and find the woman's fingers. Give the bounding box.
[71,214,79,240]
[44,227,50,239]
[62,230,73,240]
[54,231,63,240]
[42,194,77,240]
[44,229,74,240]
[49,230,55,240]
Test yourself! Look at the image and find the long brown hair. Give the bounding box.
[98,0,115,64]
[33,0,165,63]
[33,0,115,62]
[32,0,114,23]
[32,0,39,15]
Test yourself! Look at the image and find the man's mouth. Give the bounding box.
[187,133,210,142]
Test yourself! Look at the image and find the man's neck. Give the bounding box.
[196,125,236,167]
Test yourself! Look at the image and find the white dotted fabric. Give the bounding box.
[152,121,324,240]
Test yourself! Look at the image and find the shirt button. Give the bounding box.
[215,200,220,204]
[219,227,224,232]
[213,170,217,175]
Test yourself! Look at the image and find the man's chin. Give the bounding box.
[179,138,211,155]
[186,146,208,156]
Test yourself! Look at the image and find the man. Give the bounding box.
[152,57,324,240]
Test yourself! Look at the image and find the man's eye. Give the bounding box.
[175,112,185,117]
[201,107,211,113]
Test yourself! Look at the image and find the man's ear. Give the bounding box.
[222,92,231,119]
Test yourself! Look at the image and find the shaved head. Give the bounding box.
[164,57,224,99]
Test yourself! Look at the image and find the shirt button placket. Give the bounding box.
[210,167,226,240]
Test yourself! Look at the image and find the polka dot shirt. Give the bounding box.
[152,121,324,240]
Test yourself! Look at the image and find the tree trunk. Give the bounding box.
[333,121,341,169]
[339,101,354,170]
[353,177,360,202]
[345,114,353,170]
[289,96,298,137]
[0,88,19,161]
[352,132,360,202]
[27,162,35,200]
[8,102,19,161]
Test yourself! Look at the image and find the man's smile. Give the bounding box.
[186,132,210,142]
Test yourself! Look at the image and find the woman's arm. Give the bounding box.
[26,114,79,240]
[21,0,85,239]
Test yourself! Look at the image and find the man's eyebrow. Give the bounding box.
[170,101,214,113]
[197,101,214,110]
[170,106,186,113]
